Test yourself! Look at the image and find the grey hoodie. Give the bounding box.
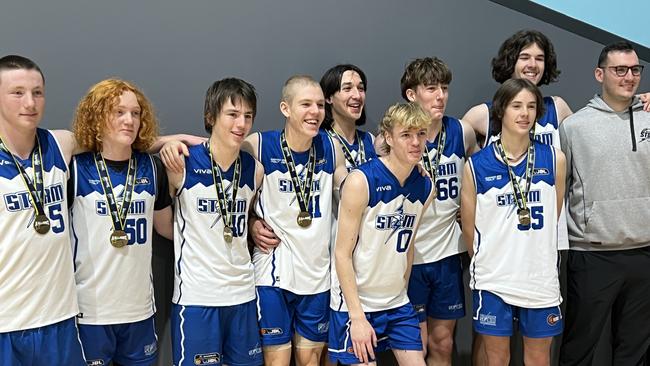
[560,95,650,251]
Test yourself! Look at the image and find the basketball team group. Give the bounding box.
[1,29,649,366]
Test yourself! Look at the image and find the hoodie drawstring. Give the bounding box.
[629,106,637,152]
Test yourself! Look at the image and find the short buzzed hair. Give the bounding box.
[0,55,45,85]
[281,75,321,103]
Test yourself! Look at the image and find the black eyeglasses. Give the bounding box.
[600,65,644,77]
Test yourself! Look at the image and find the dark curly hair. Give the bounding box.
[491,30,560,86]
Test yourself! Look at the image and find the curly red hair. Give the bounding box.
[73,78,159,152]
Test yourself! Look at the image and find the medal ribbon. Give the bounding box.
[280,130,315,214]
[326,128,365,168]
[207,141,240,234]
[494,139,536,213]
[422,123,446,185]
[0,135,46,218]
[94,152,137,233]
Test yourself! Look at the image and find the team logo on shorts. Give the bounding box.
[479,313,497,327]
[193,352,220,365]
[144,341,157,356]
[87,360,105,366]
[546,313,561,326]
[317,321,329,333]
[260,327,284,335]
[414,304,426,313]
[248,344,262,356]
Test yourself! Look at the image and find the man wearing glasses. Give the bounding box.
[559,41,650,366]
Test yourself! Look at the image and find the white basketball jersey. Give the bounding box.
[414,116,467,265]
[0,129,78,332]
[330,159,433,312]
[253,130,335,295]
[485,97,568,250]
[326,129,377,295]
[173,144,257,306]
[468,141,561,308]
[71,151,157,324]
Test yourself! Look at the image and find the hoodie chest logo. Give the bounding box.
[639,128,650,143]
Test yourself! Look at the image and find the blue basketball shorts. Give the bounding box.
[255,286,329,346]
[0,317,86,366]
[171,301,263,366]
[328,303,422,365]
[408,254,466,322]
[472,290,563,338]
[78,316,158,366]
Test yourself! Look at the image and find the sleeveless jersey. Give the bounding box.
[253,130,335,295]
[71,151,157,324]
[485,96,568,250]
[330,159,433,312]
[324,129,377,308]
[414,116,467,264]
[0,128,78,332]
[485,96,560,147]
[173,144,257,306]
[468,141,561,308]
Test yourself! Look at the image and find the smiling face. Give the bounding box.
[281,83,325,139]
[501,89,537,137]
[0,68,45,133]
[511,43,545,85]
[596,50,641,106]
[211,97,254,150]
[328,70,365,125]
[102,91,141,149]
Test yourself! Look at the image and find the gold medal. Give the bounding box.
[297,211,312,228]
[517,208,531,226]
[33,214,51,234]
[223,226,234,244]
[110,230,129,248]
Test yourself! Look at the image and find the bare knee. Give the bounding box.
[294,334,324,366]
[427,327,454,357]
[482,336,510,366]
[263,343,292,366]
[427,319,456,360]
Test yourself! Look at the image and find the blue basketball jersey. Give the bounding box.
[330,159,433,312]
[468,141,560,308]
[0,128,78,332]
[173,144,257,306]
[71,151,157,324]
[253,130,336,295]
[414,116,467,264]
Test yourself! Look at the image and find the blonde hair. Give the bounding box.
[281,74,320,103]
[378,102,431,153]
[72,78,159,152]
